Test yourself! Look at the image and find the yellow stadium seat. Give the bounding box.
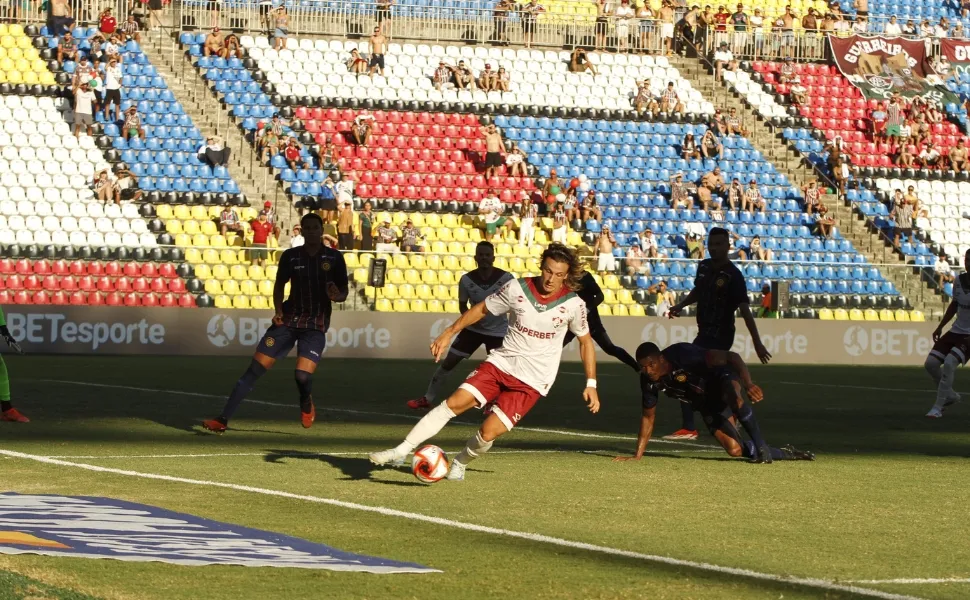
[425,214,442,229]
[173,205,191,220]
[232,295,251,309]
[878,309,895,322]
[818,308,834,320]
[184,248,202,264]
[229,265,248,281]
[462,242,477,255]
[602,289,617,304]
[629,304,646,317]
[222,280,241,296]
[214,295,232,309]
[613,304,630,316]
[247,265,265,280]
[265,264,278,280]
[211,264,230,280]
[194,264,212,280]
[393,254,410,269]
[443,300,460,313]
[399,284,416,299]
[387,268,405,284]
[204,280,223,295]
[359,253,374,269]
[209,235,226,248]
[469,229,484,242]
[221,249,241,265]
[494,257,510,271]
[382,284,400,300]
[894,309,910,322]
[424,254,440,270]
[427,300,444,313]
[834,309,850,321]
[392,212,408,226]
[460,256,476,271]
[617,290,633,305]
[864,309,880,321]
[354,267,368,284]
[166,219,183,235]
[156,205,174,220]
[598,305,612,316]
[410,214,425,227]
[190,206,209,220]
[453,228,469,242]
[258,280,274,296]
[364,285,378,299]
[910,310,925,322]
[191,234,209,248]
[251,296,269,310]
[509,257,526,273]
[847,309,864,321]
[410,299,427,312]
[202,249,221,264]
[440,214,458,228]
[433,285,452,300]
[421,270,438,285]
[239,280,257,295]
[393,299,410,312]
[416,284,433,300]
[438,270,456,286]
[603,274,620,290]
[404,269,421,284]
[441,254,458,270]
[200,220,218,236]
[375,298,392,312]
[344,253,359,269]
[437,228,454,243]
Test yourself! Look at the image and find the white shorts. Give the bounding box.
[661,23,674,38]
[506,154,523,165]
[597,253,617,272]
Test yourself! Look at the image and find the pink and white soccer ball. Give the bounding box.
[412,445,449,483]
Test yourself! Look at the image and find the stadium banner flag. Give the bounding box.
[828,35,958,105]
[2,306,939,365]
[0,493,439,573]
[940,38,970,81]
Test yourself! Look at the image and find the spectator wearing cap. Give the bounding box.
[102,57,122,122]
[595,225,617,275]
[198,135,230,166]
[400,219,423,252]
[219,201,242,237]
[505,142,527,177]
[433,60,454,91]
[290,224,305,248]
[639,228,660,258]
[260,199,281,240]
[479,63,498,91]
[743,179,765,212]
[713,41,736,81]
[283,137,309,169]
[250,212,273,267]
[204,28,225,57]
[71,56,95,94]
[57,31,78,65]
[375,218,398,252]
[114,165,142,203]
[633,80,657,113]
[625,243,650,276]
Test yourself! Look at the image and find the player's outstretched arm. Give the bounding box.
[706,350,763,402]
[934,300,957,342]
[667,287,699,317]
[431,301,490,361]
[0,307,22,354]
[577,333,600,413]
[613,406,655,461]
[738,304,771,364]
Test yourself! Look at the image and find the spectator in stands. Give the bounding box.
[725,177,743,210]
[700,129,722,158]
[711,108,727,135]
[94,169,116,204]
[743,179,765,213]
[87,34,106,63]
[625,243,650,276]
[905,186,925,218]
[272,7,289,51]
[347,48,368,74]
[518,193,538,245]
[49,0,74,37]
[352,112,375,146]
[802,9,820,59]
[852,16,868,34]
[99,7,117,35]
[259,128,281,161]
[670,172,691,209]
[594,0,612,50]
[919,19,933,37]
[290,225,304,249]
[659,1,675,55]
[482,124,504,178]
[433,61,454,91]
[71,56,94,93]
[648,280,676,314]
[505,142,527,177]
[903,19,917,36]
[749,235,773,261]
[964,0,970,19]
[148,0,164,32]
[283,137,309,169]
[103,35,123,64]
[713,41,736,81]
[542,169,563,203]
[223,33,243,59]
[57,31,78,64]
[203,28,224,57]
[260,200,281,241]
[789,75,808,105]
[582,190,602,222]
[681,132,700,159]
[595,226,617,275]
[891,199,913,248]
[336,175,355,207]
[219,202,242,237]
[802,180,821,215]
[636,3,655,52]
[757,283,776,317]
[896,143,915,168]
[870,101,887,142]
[950,140,969,171]
[493,0,513,44]
[102,57,122,123]
[479,189,508,241]
[376,0,394,38]
[935,17,949,37]
[569,47,596,75]
[551,201,568,243]
[853,0,867,18]
[120,14,140,43]
[698,167,725,211]
[749,8,764,58]
[317,175,337,217]
[953,22,965,39]
[659,81,684,113]
[319,137,338,175]
[521,0,541,48]
[918,142,942,168]
[118,106,144,141]
[882,15,901,36]
[936,253,955,289]
[725,107,746,136]
[249,213,273,266]
[453,60,475,89]
[685,228,704,259]
[400,219,423,252]
[812,203,834,239]
[199,135,230,167]
[336,201,354,250]
[616,0,636,52]
[478,63,497,91]
[375,219,397,252]
[73,82,95,138]
[778,56,796,84]
[496,67,511,92]
[368,27,387,76]
[730,4,748,54]
[639,228,660,258]
[633,80,656,113]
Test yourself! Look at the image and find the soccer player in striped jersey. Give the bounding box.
[407,241,513,410]
[924,249,970,418]
[0,306,28,423]
[371,244,600,480]
[202,213,348,433]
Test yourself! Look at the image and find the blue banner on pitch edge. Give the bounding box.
[0,493,439,573]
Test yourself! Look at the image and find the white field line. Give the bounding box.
[778,382,948,394]
[31,379,717,450]
[848,578,970,585]
[39,448,723,460]
[0,448,926,600]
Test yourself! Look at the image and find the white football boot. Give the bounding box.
[446,460,466,481]
[369,448,407,466]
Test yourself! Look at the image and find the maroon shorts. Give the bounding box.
[459,362,541,430]
[449,329,503,358]
[930,331,970,364]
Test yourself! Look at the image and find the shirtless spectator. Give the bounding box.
[660,0,675,55]
[896,144,915,168]
[569,47,596,75]
[659,81,684,113]
[743,179,765,212]
[595,226,618,275]
[950,139,969,171]
[700,129,722,158]
[479,63,497,91]
[697,167,726,211]
[203,28,224,57]
[368,27,387,76]
[347,48,368,74]
[454,60,475,90]
[481,124,504,178]
[625,243,650,276]
[352,112,375,146]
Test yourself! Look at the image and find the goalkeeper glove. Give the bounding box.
[0,325,22,355]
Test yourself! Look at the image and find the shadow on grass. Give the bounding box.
[262,449,427,487]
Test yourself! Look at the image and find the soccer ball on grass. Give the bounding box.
[412,445,449,483]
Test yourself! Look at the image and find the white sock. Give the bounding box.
[396,402,457,455]
[454,431,493,465]
[936,354,960,408]
[925,356,943,386]
[423,364,454,403]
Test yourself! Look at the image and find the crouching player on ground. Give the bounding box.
[370,243,600,480]
[613,342,814,463]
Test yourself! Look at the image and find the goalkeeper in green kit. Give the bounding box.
[0,307,28,423]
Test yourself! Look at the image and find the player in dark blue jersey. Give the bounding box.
[661,227,771,441]
[562,270,640,372]
[613,342,814,463]
[203,213,349,433]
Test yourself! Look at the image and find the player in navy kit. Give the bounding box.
[203,213,349,433]
[613,342,814,463]
[662,227,771,440]
[562,270,640,372]
[407,241,514,410]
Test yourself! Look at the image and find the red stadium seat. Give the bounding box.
[87,261,104,276]
[159,293,177,307]
[12,290,30,304]
[33,260,50,275]
[123,292,139,307]
[51,291,68,305]
[0,290,9,303]
[178,293,196,307]
[141,293,159,307]
[105,261,122,276]
[0,259,13,275]
[51,259,69,275]
[14,259,30,275]
[89,291,105,305]
[96,276,114,292]
[69,291,87,305]
[32,290,50,305]
[23,275,40,290]
[133,277,150,293]
[42,275,59,291]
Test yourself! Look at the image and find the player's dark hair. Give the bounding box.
[708,227,729,239]
[476,240,494,252]
[541,242,584,291]
[300,212,324,228]
[636,342,661,361]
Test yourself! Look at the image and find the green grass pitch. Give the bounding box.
[1,354,969,600]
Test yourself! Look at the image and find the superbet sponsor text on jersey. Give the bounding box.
[482,277,589,395]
